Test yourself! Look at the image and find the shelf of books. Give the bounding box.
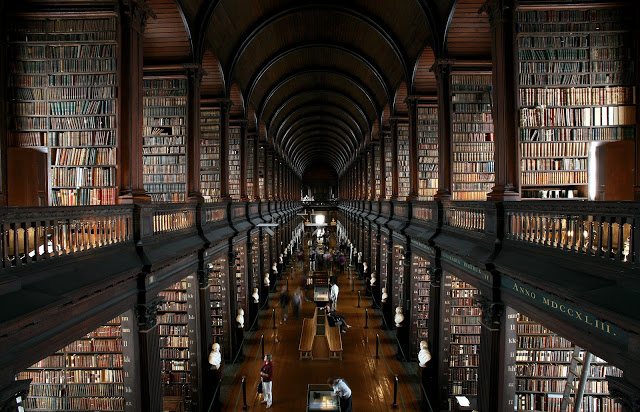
[417,105,439,200]
[251,234,260,297]
[262,232,270,282]
[379,233,389,291]
[411,254,431,353]
[143,77,187,202]
[392,245,405,308]
[374,144,382,199]
[234,244,247,315]
[6,14,119,206]
[441,274,481,405]
[16,315,132,411]
[515,313,623,411]
[367,148,373,199]
[450,73,495,201]
[384,136,393,199]
[208,256,229,354]
[397,123,410,200]
[200,107,221,202]
[247,136,255,198]
[517,6,636,200]
[228,126,241,201]
[258,144,266,199]
[158,276,199,408]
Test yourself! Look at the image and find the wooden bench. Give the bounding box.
[326,323,343,360]
[298,318,315,360]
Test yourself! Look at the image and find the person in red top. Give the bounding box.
[260,353,273,408]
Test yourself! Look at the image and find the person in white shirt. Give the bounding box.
[328,377,352,412]
[329,281,339,311]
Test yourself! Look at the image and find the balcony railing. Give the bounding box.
[0,205,133,269]
[152,203,197,235]
[443,201,486,233]
[504,201,639,266]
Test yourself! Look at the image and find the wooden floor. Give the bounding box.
[214,260,425,411]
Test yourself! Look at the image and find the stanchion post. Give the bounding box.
[375,334,380,359]
[272,309,276,329]
[260,334,265,359]
[241,376,248,410]
[364,308,369,329]
[392,375,399,409]
[357,290,361,308]
[286,277,289,290]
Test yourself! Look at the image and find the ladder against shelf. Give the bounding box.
[515,314,623,412]
[516,5,637,200]
[6,14,119,206]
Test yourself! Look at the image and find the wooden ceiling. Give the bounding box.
[142,0,477,177]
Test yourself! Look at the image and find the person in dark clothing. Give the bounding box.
[279,286,290,323]
[325,305,352,333]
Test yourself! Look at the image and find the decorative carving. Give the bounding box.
[479,0,514,28]
[136,296,164,330]
[475,296,504,328]
[429,58,456,80]
[607,376,640,411]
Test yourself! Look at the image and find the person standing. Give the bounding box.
[330,281,339,311]
[328,377,352,412]
[260,354,273,408]
[292,287,302,319]
[278,286,290,323]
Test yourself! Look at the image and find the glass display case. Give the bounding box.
[307,384,340,411]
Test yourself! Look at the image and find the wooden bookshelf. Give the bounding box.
[450,73,495,201]
[441,274,481,404]
[380,234,389,290]
[16,316,129,411]
[258,144,266,199]
[384,136,393,199]
[234,244,247,315]
[6,14,118,206]
[392,245,405,309]
[158,277,199,407]
[516,6,637,200]
[397,123,410,200]
[367,148,373,199]
[143,78,187,202]
[247,136,255,198]
[200,107,221,202]
[228,126,241,201]
[374,145,382,199]
[417,105,439,200]
[515,314,623,412]
[209,257,228,350]
[251,234,260,296]
[411,255,431,349]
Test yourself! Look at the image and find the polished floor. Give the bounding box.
[214,256,425,411]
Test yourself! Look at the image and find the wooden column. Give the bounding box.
[198,266,215,410]
[407,97,419,200]
[219,100,231,201]
[268,148,275,201]
[239,120,249,201]
[397,249,411,357]
[634,5,640,200]
[227,250,240,358]
[369,144,376,201]
[118,1,150,203]
[383,238,394,327]
[263,144,271,200]
[427,268,443,410]
[475,296,517,412]
[379,131,386,200]
[273,153,279,201]
[0,3,7,207]
[431,59,454,200]
[482,0,520,201]
[390,120,399,200]
[186,67,204,201]
[252,134,260,200]
[134,297,163,412]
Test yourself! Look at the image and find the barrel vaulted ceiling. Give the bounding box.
[142,0,489,177]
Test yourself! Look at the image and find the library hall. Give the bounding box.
[1,0,639,411]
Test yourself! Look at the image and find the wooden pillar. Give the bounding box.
[634,5,640,200]
[227,250,240,358]
[134,297,164,412]
[407,97,419,200]
[198,265,215,409]
[264,144,271,201]
[482,0,520,201]
[390,120,399,200]
[252,134,260,200]
[426,267,443,410]
[239,120,249,201]
[273,153,279,202]
[379,131,386,200]
[268,148,275,201]
[397,248,411,357]
[383,237,394,327]
[431,59,454,200]
[186,67,204,201]
[219,100,231,201]
[475,296,517,412]
[369,144,376,201]
[118,1,150,203]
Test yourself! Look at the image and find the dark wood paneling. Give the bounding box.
[201,49,224,97]
[394,81,408,116]
[229,83,244,118]
[413,46,437,94]
[446,0,491,58]
[145,0,192,62]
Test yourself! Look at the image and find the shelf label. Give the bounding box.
[442,251,490,284]
[503,278,628,345]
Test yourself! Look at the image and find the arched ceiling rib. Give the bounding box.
[179,0,458,175]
